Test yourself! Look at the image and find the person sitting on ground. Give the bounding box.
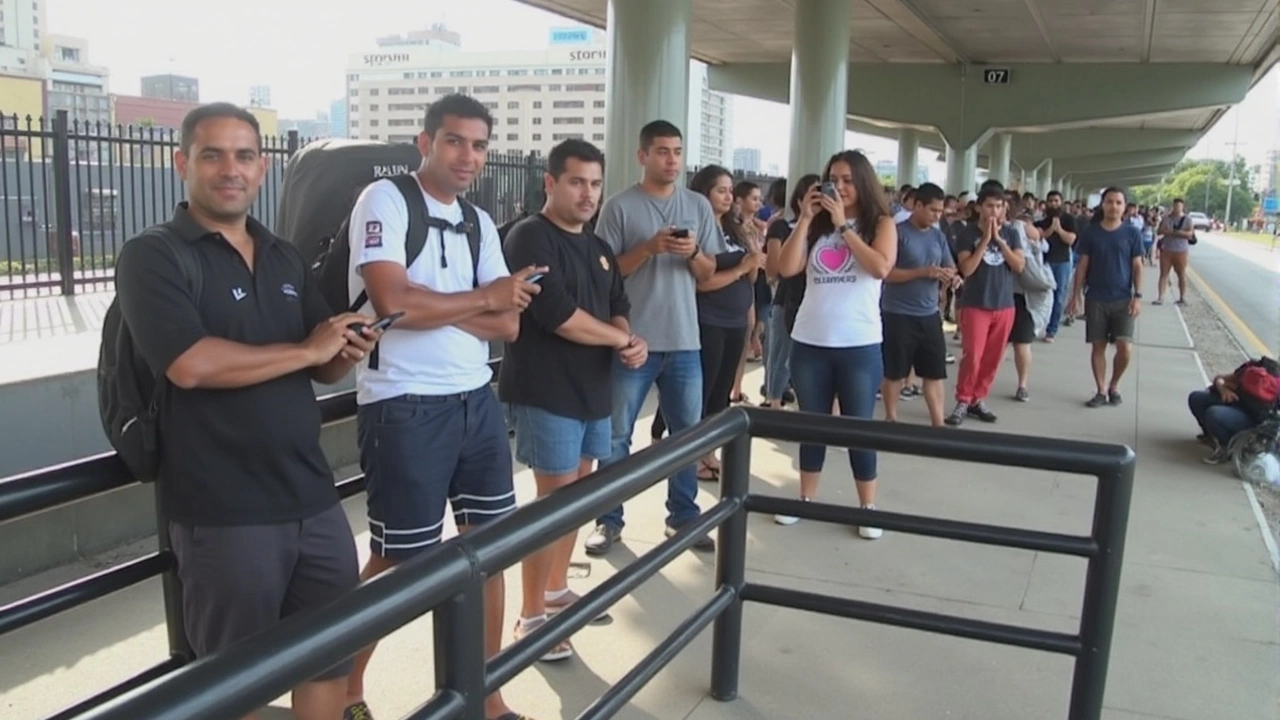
[1189,357,1280,464]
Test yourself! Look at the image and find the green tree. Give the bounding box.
[1130,156,1258,223]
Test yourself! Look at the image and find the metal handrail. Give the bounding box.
[0,402,1135,720]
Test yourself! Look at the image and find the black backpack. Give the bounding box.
[311,174,482,314]
[276,138,483,313]
[97,229,203,482]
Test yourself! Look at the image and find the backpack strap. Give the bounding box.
[458,197,483,289]
[347,175,432,312]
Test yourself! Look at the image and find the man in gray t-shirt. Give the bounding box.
[881,183,956,427]
[583,120,722,556]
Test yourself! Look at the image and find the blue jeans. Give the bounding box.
[789,341,882,480]
[1046,261,1073,337]
[510,404,611,475]
[764,303,792,400]
[1188,389,1256,447]
[598,350,704,530]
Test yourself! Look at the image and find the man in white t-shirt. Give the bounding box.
[892,187,915,224]
[341,93,543,720]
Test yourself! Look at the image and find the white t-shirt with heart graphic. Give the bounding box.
[790,230,884,348]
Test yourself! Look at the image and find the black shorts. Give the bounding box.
[169,503,358,680]
[357,385,516,560]
[881,311,948,381]
[1085,298,1135,344]
[1008,294,1036,344]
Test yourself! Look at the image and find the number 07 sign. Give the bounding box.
[983,68,1011,85]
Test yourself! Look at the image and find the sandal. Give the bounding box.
[697,459,720,482]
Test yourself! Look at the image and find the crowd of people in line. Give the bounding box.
[113,93,1251,720]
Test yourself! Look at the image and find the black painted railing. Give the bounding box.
[0,398,1135,720]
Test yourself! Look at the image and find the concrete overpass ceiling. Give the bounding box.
[519,0,1275,69]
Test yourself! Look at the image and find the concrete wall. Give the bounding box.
[0,369,359,584]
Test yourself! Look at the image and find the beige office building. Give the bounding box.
[344,26,732,165]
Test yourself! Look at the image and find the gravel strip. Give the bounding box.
[1175,281,1280,548]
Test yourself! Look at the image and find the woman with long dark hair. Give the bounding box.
[651,165,762,481]
[761,174,820,409]
[773,151,897,537]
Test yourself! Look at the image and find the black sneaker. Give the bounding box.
[1196,432,1216,447]
[782,388,797,405]
[1086,392,1108,408]
[584,524,621,556]
[967,401,998,423]
[664,524,715,552]
[1108,390,1123,406]
[344,701,375,720]
[945,402,969,426]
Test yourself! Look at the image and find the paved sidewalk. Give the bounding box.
[0,273,1276,720]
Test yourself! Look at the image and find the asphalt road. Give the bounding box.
[1185,232,1278,356]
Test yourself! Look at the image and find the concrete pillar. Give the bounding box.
[1025,168,1038,197]
[945,140,977,196]
[896,128,919,187]
[988,132,1012,187]
[786,0,851,184]
[1040,158,1054,198]
[603,0,692,195]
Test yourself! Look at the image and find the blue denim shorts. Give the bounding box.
[510,404,611,475]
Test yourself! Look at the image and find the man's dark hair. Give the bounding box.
[180,102,261,154]
[1022,191,1036,202]
[977,187,1005,205]
[1046,190,1063,201]
[899,184,913,194]
[915,182,945,205]
[547,138,605,179]
[903,188,916,204]
[945,194,957,203]
[1172,197,1185,205]
[639,120,682,151]
[424,93,494,137]
[1102,186,1127,203]
[980,179,1004,193]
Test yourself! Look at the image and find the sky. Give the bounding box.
[49,0,1280,182]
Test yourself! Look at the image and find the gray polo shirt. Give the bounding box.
[595,184,725,352]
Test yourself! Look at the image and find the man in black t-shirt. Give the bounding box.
[114,104,379,718]
[1036,190,1078,340]
[498,139,647,660]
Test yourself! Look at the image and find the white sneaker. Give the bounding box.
[774,497,809,526]
[858,504,883,540]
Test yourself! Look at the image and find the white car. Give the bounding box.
[1188,211,1211,231]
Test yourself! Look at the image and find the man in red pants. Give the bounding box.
[946,187,1026,426]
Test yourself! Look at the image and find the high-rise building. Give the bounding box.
[345,25,730,162]
[345,26,608,156]
[687,63,732,168]
[329,98,348,139]
[733,147,761,174]
[43,35,109,125]
[0,0,46,76]
[249,84,272,108]
[141,74,199,103]
[280,112,332,140]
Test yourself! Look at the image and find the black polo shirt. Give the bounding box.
[113,202,338,526]
[497,213,629,421]
[1035,211,1078,263]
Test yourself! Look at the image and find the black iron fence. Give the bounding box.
[0,395,1135,720]
[0,111,778,299]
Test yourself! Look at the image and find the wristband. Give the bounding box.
[688,246,700,261]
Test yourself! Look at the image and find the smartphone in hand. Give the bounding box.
[349,311,405,333]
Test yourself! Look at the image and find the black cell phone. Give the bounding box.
[348,311,405,333]
[672,228,690,238]
[821,181,837,199]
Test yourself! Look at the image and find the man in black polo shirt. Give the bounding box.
[114,103,376,719]
[498,139,646,661]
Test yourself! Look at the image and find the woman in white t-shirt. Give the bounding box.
[774,150,898,538]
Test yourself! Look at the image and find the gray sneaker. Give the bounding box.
[1086,392,1108,408]
[1108,390,1123,406]
[1203,445,1230,465]
[584,523,621,556]
[1014,387,1029,402]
